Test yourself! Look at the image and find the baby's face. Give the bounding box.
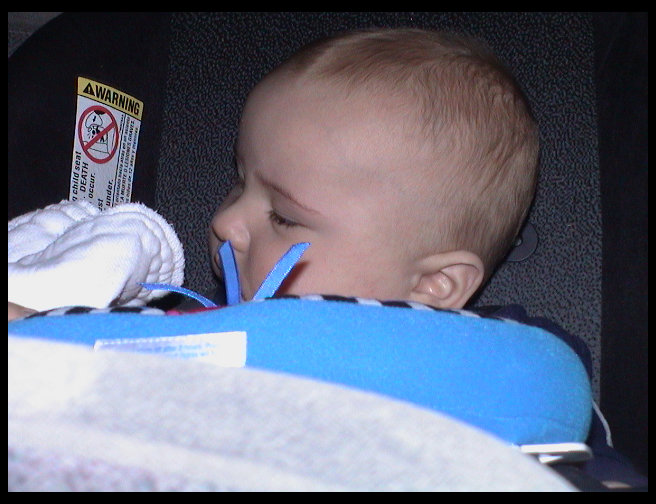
[209,75,430,302]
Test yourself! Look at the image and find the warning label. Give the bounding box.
[70,77,143,210]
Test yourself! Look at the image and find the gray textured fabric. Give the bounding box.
[155,12,602,400]
[8,335,575,491]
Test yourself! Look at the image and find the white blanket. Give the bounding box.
[8,335,575,491]
[8,199,184,311]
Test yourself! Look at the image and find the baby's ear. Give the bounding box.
[409,251,484,309]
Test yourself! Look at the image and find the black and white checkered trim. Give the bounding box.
[269,293,443,311]
[23,294,515,323]
[269,294,513,321]
[25,305,166,319]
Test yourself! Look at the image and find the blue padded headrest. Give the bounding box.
[8,295,592,446]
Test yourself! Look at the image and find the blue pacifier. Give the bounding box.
[141,242,310,307]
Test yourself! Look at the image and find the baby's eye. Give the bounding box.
[268,210,298,228]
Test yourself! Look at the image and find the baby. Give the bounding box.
[8,28,537,319]
[208,28,539,309]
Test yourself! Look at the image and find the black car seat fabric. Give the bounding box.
[7,12,647,476]
[593,13,647,477]
[8,12,171,218]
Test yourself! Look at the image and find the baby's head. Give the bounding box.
[209,28,539,309]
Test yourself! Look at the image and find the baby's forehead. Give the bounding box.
[247,72,455,188]
[255,70,420,116]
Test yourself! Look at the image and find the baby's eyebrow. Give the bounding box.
[255,172,321,215]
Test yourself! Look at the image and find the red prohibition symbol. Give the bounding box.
[78,105,119,164]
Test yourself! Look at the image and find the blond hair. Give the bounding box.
[273,28,539,279]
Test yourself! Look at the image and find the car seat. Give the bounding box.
[8,11,646,485]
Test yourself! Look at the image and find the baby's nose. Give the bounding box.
[211,207,250,254]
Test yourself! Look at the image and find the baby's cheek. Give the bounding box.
[240,253,268,301]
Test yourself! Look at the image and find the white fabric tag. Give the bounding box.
[94,332,247,368]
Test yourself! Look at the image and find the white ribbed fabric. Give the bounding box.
[8,199,184,310]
